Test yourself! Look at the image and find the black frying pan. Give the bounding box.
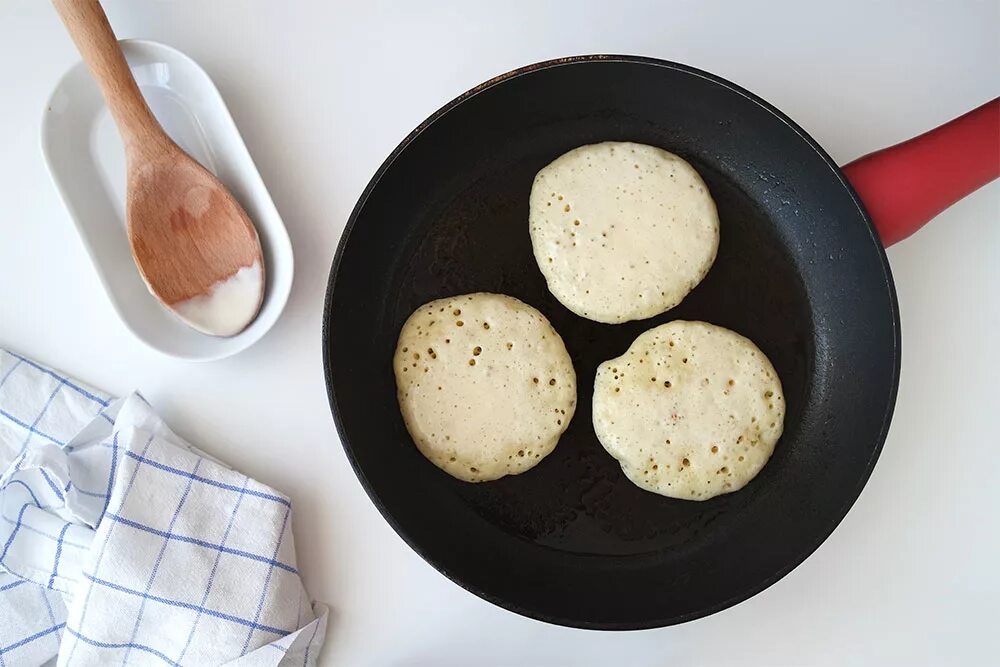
[322,56,999,629]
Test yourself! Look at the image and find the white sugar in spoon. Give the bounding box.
[53,0,264,337]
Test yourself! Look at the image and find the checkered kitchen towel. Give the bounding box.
[0,349,327,666]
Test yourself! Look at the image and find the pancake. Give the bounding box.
[592,320,784,500]
[529,141,719,323]
[393,293,576,482]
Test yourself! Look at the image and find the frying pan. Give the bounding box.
[323,56,999,629]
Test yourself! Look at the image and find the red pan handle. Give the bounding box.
[842,97,1000,247]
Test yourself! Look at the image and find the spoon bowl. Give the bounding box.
[127,152,264,336]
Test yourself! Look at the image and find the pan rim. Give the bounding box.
[322,54,901,630]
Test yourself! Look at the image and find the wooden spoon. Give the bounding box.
[52,0,264,337]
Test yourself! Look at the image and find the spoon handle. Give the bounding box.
[52,0,170,159]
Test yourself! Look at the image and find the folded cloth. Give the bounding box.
[0,349,327,666]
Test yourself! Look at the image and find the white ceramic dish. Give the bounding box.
[42,39,292,361]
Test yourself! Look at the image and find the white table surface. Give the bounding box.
[1,1,998,665]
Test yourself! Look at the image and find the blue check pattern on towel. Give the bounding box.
[0,349,327,666]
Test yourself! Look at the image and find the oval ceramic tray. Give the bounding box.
[42,39,292,361]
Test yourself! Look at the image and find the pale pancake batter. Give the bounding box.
[394,293,576,482]
[593,320,784,500]
[529,142,719,323]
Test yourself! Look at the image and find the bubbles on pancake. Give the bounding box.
[592,321,785,500]
[529,142,719,323]
[394,293,577,482]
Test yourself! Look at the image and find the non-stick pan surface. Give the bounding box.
[323,56,899,629]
